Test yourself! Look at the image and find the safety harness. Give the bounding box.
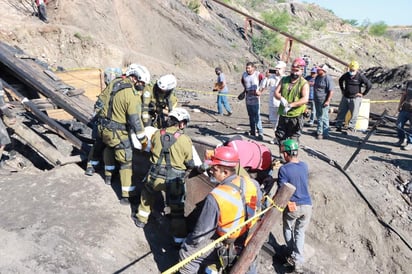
[148,129,186,205]
[100,81,132,131]
[153,85,173,128]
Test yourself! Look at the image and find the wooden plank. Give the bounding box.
[0,41,95,124]
[230,183,296,274]
[3,117,65,166]
[55,68,103,101]
[2,81,84,150]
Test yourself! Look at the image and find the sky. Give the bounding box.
[306,0,410,26]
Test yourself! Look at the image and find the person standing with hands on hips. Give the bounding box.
[335,60,372,133]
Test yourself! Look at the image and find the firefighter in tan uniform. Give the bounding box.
[134,107,195,246]
[98,64,150,204]
[84,67,123,177]
[141,74,178,128]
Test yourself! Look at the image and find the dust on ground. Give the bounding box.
[1,84,411,273]
[0,0,411,273]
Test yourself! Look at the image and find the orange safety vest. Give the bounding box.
[211,176,259,240]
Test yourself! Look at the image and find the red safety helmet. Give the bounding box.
[210,146,239,167]
[292,58,306,68]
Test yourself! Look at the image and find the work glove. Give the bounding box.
[280,97,288,107]
[138,134,149,151]
[197,161,211,173]
[130,132,148,150]
[130,133,142,150]
[282,104,292,115]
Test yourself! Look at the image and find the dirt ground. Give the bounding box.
[1,84,411,273]
[0,0,411,273]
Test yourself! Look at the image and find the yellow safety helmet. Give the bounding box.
[348,60,359,70]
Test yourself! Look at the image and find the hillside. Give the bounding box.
[0,1,411,274]
[1,0,412,88]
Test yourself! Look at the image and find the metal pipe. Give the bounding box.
[211,0,349,67]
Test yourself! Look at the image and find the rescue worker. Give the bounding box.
[134,107,195,246]
[203,135,273,191]
[274,57,309,144]
[179,146,262,274]
[98,63,149,204]
[141,74,178,128]
[85,67,123,176]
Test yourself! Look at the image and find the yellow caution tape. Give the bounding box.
[162,196,284,274]
[369,99,399,103]
[47,68,402,104]
[175,87,238,97]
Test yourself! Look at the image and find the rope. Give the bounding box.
[162,195,284,274]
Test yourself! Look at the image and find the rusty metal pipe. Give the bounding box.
[211,0,349,67]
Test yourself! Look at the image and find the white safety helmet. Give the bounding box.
[157,74,177,91]
[169,107,190,123]
[125,63,151,84]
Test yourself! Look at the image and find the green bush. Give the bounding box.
[250,11,290,59]
[369,21,388,36]
[343,19,359,26]
[187,0,200,13]
[311,20,326,31]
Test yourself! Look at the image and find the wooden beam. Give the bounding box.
[4,117,68,167]
[0,41,94,125]
[2,80,85,151]
[230,183,296,274]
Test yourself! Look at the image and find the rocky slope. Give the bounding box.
[0,1,411,274]
[1,0,411,87]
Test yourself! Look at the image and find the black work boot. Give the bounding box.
[119,197,130,205]
[131,215,146,228]
[104,176,112,185]
[84,165,95,176]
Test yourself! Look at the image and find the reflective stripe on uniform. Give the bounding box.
[90,160,100,166]
[105,165,116,171]
[138,209,151,218]
[122,186,136,192]
[173,237,186,243]
[211,188,243,235]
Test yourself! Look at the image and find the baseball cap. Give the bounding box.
[317,64,328,72]
[275,61,287,69]
[310,67,317,74]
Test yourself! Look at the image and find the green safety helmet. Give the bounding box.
[281,139,299,155]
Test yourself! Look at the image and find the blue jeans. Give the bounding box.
[283,204,312,265]
[335,96,362,129]
[396,110,412,144]
[217,92,232,115]
[314,101,330,136]
[246,104,263,135]
[308,100,316,124]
